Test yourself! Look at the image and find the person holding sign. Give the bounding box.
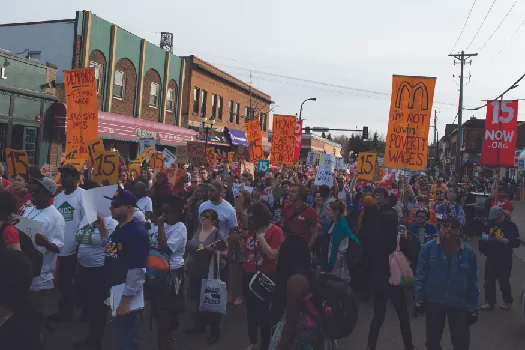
[50,165,86,323]
[24,178,65,306]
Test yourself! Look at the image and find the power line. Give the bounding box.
[486,17,525,67]
[451,0,478,53]
[466,72,525,110]
[478,0,520,51]
[465,0,498,51]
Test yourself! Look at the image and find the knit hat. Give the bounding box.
[363,196,376,207]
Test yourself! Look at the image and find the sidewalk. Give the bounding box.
[511,200,525,245]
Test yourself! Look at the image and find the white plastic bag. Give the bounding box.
[199,252,227,314]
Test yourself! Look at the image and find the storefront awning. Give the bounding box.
[224,127,248,147]
[53,105,197,146]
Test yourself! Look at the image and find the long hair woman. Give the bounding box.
[241,202,284,350]
[185,209,228,345]
[269,235,325,350]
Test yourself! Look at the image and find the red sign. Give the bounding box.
[294,120,303,161]
[480,100,518,167]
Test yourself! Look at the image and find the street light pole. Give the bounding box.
[200,115,215,152]
[299,97,317,120]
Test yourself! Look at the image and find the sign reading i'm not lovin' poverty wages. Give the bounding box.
[384,75,436,171]
[480,100,518,167]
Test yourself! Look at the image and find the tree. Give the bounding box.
[327,133,332,140]
[321,132,326,138]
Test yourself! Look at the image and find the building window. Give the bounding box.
[211,94,217,118]
[235,103,240,124]
[229,100,234,123]
[28,51,41,60]
[245,107,249,121]
[193,87,200,114]
[113,71,125,99]
[166,89,175,112]
[201,90,207,115]
[218,96,223,120]
[260,113,267,132]
[89,62,103,94]
[149,82,160,107]
[23,127,37,165]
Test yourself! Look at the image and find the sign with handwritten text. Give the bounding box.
[206,148,217,168]
[150,152,164,170]
[246,119,264,162]
[175,145,188,164]
[228,152,245,165]
[64,68,99,157]
[187,141,207,166]
[163,149,177,168]
[357,152,377,181]
[5,149,29,178]
[314,166,334,187]
[385,75,436,170]
[93,151,119,185]
[271,115,296,165]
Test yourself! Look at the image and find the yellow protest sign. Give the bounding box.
[385,75,436,170]
[86,138,105,166]
[64,147,80,162]
[128,161,141,181]
[357,152,377,181]
[55,159,85,184]
[136,146,155,164]
[151,152,164,170]
[206,148,217,168]
[246,119,264,162]
[5,149,29,178]
[64,68,99,157]
[228,152,245,165]
[271,115,296,165]
[93,151,119,185]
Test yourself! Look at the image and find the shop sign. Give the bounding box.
[136,127,157,139]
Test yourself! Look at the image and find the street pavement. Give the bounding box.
[44,205,525,350]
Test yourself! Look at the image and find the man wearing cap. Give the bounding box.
[24,177,65,309]
[414,213,479,350]
[50,165,86,322]
[104,189,148,350]
[479,206,521,311]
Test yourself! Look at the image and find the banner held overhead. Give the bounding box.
[271,115,296,166]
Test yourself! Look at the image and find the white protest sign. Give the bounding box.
[319,154,335,170]
[244,186,253,193]
[12,215,44,248]
[40,163,51,177]
[82,184,119,224]
[163,149,177,168]
[306,152,317,167]
[336,157,346,170]
[314,166,334,187]
[139,138,156,155]
[232,183,243,199]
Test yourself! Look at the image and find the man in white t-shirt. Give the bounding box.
[198,181,238,238]
[51,165,86,321]
[24,177,65,311]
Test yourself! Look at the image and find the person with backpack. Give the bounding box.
[0,191,22,251]
[366,187,414,350]
[281,183,318,249]
[146,195,187,350]
[414,213,479,349]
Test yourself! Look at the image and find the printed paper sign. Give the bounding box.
[319,154,336,170]
[139,138,156,155]
[257,159,270,173]
[357,152,377,181]
[82,184,119,224]
[336,157,346,170]
[40,164,51,178]
[12,215,44,248]
[93,151,119,185]
[314,166,334,187]
[306,152,317,167]
[246,119,264,162]
[175,145,188,164]
[64,68,98,157]
[244,162,254,174]
[232,183,243,199]
[271,115,296,165]
[480,100,518,167]
[5,149,29,178]
[384,75,436,170]
[163,149,177,168]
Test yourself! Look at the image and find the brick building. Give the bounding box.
[180,56,272,159]
[299,133,342,164]
[0,11,196,170]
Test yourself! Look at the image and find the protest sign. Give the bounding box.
[165,168,177,186]
[5,149,29,178]
[63,147,80,162]
[319,153,336,170]
[64,68,99,156]
[314,166,334,187]
[187,141,207,166]
[357,152,377,181]
[139,138,156,155]
[175,145,188,165]
[306,152,317,167]
[82,184,118,224]
[231,162,241,176]
[11,215,44,248]
[163,149,177,168]
[93,151,119,185]
[294,120,303,161]
[150,152,164,170]
[271,115,296,165]
[257,159,270,173]
[228,152,245,164]
[206,148,217,168]
[244,162,254,174]
[40,164,51,178]
[336,157,346,170]
[232,183,243,199]
[384,75,436,170]
[128,161,141,180]
[86,138,104,167]
[246,119,264,162]
[480,100,518,167]
[136,146,155,164]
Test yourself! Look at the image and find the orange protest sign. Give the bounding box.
[5,149,29,178]
[64,147,80,162]
[384,75,436,170]
[270,115,296,165]
[228,152,245,165]
[86,138,105,166]
[55,159,85,184]
[64,68,99,157]
[93,151,119,185]
[357,152,377,181]
[128,161,141,181]
[246,119,264,162]
[151,152,164,170]
[136,146,155,163]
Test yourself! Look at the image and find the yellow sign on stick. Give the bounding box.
[357,152,377,181]
[93,151,119,185]
[5,149,29,178]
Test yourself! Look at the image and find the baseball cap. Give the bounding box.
[32,177,58,197]
[58,164,81,177]
[488,206,503,220]
[104,189,137,206]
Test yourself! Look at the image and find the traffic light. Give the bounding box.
[304,126,311,134]
[362,126,369,140]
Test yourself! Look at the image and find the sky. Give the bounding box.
[2,0,525,142]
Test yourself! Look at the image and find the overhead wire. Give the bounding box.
[485,16,525,67]
[466,72,525,110]
[465,0,498,50]
[451,0,478,53]
[478,0,520,51]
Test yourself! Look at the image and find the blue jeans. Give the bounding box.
[115,310,141,350]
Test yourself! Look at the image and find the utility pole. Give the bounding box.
[433,110,437,146]
[449,50,477,180]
